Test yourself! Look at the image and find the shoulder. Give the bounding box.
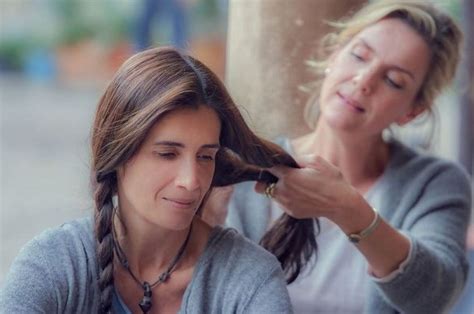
[381,141,471,228]
[387,140,470,192]
[31,216,95,260]
[206,226,282,270]
[196,226,285,287]
[183,226,291,313]
[1,217,98,312]
[12,216,97,281]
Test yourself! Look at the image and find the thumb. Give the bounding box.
[312,156,339,173]
[265,165,290,178]
[255,181,266,194]
[295,154,319,167]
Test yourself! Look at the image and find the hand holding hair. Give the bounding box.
[254,156,361,224]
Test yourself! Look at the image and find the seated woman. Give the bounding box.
[0,47,305,313]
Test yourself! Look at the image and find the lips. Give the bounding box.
[337,92,366,113]
[163,197,196,209]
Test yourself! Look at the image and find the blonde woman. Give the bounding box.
[225,1,471,313]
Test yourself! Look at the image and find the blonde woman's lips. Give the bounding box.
[337,92,365,113]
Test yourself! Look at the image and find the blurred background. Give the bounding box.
[0,0,472,312]
[0,0,228,285]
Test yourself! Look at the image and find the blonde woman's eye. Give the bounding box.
[385,77,403,90]
[350,52,364,61]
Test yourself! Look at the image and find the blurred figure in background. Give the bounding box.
[135,0,190,51]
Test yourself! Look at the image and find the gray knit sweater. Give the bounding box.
[228,138,471,314]
[0,218,292,313]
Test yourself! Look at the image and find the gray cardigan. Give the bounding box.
[228,139,471,314]
[1,217,292,313]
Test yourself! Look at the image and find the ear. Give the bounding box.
[395,104,428,126]
[116,165,125,180]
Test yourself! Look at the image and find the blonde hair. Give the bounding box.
[304,0,463,129]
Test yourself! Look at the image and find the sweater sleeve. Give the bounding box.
[0,238,57,313]
[243,265,294,314]
[372,162,471,313]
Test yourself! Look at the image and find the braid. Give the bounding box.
[94,178,115,314]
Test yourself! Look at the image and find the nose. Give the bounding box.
[175,159,200,191]
[353,67,376,95]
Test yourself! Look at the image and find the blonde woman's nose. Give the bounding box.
[352,68,375,95]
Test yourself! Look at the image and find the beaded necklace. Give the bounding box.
[113,224,192,313]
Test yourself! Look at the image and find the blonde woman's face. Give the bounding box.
[319,18,431,135]
[117,106,221,231]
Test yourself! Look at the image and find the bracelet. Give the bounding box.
[348,207,381,243]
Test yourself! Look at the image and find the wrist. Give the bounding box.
[347,206,380,243]
[331,189,375,236]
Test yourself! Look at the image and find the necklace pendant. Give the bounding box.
[139,282,153,313]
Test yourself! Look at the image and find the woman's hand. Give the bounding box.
[201,186,234,226]
[255,155,360,221]
[257,155,411,277]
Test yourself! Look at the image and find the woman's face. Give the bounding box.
[117,106,221,231]
[319,18,431,135]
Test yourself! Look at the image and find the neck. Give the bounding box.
[293,120,390,189]
[114,211,192,281]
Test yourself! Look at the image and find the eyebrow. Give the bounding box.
[154,141,220,149]
[356,39,415,80]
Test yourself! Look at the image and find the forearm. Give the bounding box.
[330,191,411,278]
[357,219,411,278]
[333,194,468,312]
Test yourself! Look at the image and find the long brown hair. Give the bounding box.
[91,47,318,313]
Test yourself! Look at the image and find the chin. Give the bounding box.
[322,111,361,132]
[156,213,195,231]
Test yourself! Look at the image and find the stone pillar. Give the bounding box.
[458,0,473,175]
[226,0,366,139]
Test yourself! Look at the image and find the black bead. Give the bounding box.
[139,296,152,314]
[143,282,152,297]
[139,282,153,313]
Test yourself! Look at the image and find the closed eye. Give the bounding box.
[155,151,177,160]
[350,52,365,62]
[385,77,403,90]
[197,154,214,161]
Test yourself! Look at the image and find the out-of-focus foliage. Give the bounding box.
[51,0,133,45]
[0,0,227,73]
